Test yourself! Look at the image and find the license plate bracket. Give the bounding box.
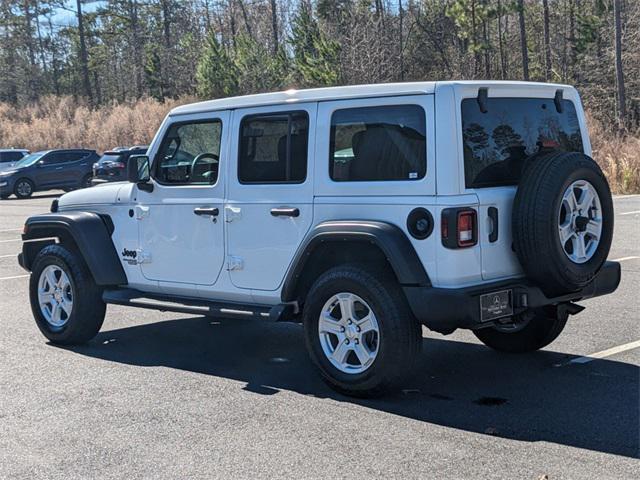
[480,289,513,322]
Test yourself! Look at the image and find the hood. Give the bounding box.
[58,182,134,209]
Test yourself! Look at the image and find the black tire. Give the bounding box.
[14,178,34,199]
[513,152,613,296]
[473,308,568,353]
[29,244,106,345]
[303,265,421,398]
[81,174,93,189]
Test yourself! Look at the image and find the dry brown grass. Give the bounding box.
[0,96,192,153]
[587,113,640,194]
[0,96,638,193]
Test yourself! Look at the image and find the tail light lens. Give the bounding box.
[114,162,126,169]
[457,210,477,247]
[441,207,478,249]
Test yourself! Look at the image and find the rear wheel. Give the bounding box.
[473,308,568,353]
[29,244,106,345]
[303,265,421,397]
[81,174,93,189]
[14,178,34,199]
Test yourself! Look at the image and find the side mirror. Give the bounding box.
[127,155,153,192]
[36,159,45,167]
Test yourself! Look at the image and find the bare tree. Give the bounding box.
[613,0,626,128]
[75,0,93,102]
[542,0,551,80]
[517,0,529,80]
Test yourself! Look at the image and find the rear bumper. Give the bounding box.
[404,261,621,334]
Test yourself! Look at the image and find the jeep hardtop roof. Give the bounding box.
[169,80,573,116]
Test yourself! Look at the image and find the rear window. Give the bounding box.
[98,153,125,163]
[462,97,583,188]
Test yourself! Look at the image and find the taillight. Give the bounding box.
[441,207,478,249]
[114,162,126,169]
[457,210,476,247]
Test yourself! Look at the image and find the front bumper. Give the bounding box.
[0,177,15,195]
[404,261,621,334]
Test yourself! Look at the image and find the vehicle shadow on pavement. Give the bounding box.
[64,315,639,459]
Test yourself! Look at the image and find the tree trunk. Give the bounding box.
[517,0,529,80]
[76,0,93,102]
[398,0,404,81]
[542,0,551,80]
[497,0,506,79]
[269,0,278,55]
[613,0,626,128]
[237,0,253,40]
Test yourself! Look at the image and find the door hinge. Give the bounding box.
[135,205,150,220]
[226,255,244,271]
[136,250,152,264]
[224,205,242,223]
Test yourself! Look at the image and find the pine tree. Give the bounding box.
[290,5,341,87]
[196,31,237,99]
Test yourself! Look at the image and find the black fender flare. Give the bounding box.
[281,220,431,302]
[20,211,127,286]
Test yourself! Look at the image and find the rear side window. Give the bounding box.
[0,151,25,163]
[462,97,583,188]
[329,105,426,182]
[154,120,222,185]
[238,111,308,184]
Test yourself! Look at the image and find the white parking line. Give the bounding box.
[613,194,640,198]
[566,340,640,365]
[0,228,22,232]
[611,256,640,262]
[619,210,640,216]
[0,238,21,243]
[0,254,18,259]
[0,274,29,281]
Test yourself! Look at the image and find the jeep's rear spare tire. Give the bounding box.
[512,152,613,297]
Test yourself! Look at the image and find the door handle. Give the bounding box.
[194,207,219,216]
[488,207,499,243]
[270,207,300,217]
[55,167,63,170]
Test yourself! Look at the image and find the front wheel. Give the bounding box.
[14,178,34,199]
[303,265,421,397]
[473,308,568,353]
[29,244,106,345]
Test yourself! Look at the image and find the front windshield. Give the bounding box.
[14,151,46,168]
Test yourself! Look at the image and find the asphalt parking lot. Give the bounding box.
[0,192,638,479]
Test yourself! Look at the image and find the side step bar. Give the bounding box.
[102,288,297,322]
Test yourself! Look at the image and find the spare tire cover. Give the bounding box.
[512,151,613,297]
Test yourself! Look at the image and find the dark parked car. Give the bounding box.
[0,149,29,170]
[0,149,99,199]
[92,145,148,184]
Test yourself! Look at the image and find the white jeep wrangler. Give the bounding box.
[19,82,620,397]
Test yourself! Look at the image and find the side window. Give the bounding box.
[329,105,426,182]
[238,111,308,184]
[60,152,86,163]
[40,153,63,165]
[0,152,24,163]
[154,120,222,185]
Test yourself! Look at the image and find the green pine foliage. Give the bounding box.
[196,31,238,99]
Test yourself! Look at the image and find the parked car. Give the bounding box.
[18,82,620,397]
[0,149,29,170]
[0,149,99,199]
[92,146,148,184]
